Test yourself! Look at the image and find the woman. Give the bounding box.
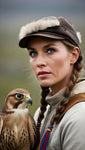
[19,16,85,150]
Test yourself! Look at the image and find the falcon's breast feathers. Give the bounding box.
[0,88,38,150]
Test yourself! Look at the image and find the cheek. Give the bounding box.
[30,60,36,73]
[60,59,72,75]
[53,54,71,72]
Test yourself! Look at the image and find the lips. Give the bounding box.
[37,71,51,78]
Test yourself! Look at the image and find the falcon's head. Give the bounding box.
[2,88,32,113]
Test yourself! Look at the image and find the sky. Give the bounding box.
[0,0,85,44]
[0,0,85,35]
[0,0,85,21]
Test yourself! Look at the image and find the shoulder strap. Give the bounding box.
[36,93,85,150]
[60,93,85,119]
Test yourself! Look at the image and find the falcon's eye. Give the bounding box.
[15,93,24,100]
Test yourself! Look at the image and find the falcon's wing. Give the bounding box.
[27,113,38,150]
[0,111,3,134]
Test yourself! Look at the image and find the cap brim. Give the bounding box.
[19,32,64,48]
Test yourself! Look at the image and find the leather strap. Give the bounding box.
[60,93,85,119]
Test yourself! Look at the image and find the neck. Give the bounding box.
[50,78,70,95]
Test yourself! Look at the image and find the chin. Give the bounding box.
[40,81,52,87]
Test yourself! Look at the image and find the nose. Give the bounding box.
[36,54,46,67]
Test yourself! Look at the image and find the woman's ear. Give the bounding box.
[70,47,80,65]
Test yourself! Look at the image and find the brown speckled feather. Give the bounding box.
[0,89,38,150]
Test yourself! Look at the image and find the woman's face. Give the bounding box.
[28,36,74,94]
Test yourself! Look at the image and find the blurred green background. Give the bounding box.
[0,0,85,116]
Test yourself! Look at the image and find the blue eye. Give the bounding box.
[30,51,37,57]
[47,49,55,54]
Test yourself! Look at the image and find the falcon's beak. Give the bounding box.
[21,95,32,105]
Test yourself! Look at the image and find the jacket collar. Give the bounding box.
[46,79,85,106]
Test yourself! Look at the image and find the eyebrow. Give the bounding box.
[28,44,56,51]
[43,44,56,49]
[27,47,36,51]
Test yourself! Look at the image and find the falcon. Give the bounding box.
[0,88,38,150]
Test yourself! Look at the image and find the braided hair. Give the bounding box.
[37,40,83,126]
[37,86,49,124]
